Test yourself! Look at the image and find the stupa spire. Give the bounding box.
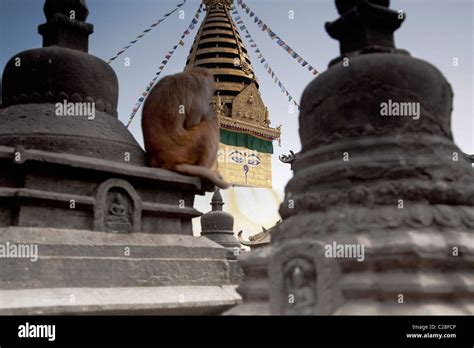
[39,0,93,52]
[185,0,281,188]
[186,0,257,98]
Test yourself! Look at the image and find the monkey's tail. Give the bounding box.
[173,164,230,189]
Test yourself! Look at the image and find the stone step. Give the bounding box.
[0,285,241,315]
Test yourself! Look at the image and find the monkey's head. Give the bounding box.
[143,67,217,129]
[181,67,216,126]
[187,67,216,95]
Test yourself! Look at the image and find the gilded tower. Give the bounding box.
[186,0,281,188]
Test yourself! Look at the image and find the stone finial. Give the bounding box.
[210,188,224,212]
[326,0,404,59]
[44,0,89,22]
[335,0,389,14]
[39,0,93,52]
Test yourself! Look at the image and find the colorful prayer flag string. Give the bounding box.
[125,4,204,128]
[231,7,300,109]
[107,0,187,64]
[235,0,319,76]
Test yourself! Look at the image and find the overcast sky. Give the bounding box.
[1,0,472,196]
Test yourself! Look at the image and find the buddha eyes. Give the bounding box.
[247,154,261,166]
[228,151,261,166]
[231,155,244,163]
[230,151,244,164]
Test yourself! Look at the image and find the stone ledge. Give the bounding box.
[0,227,225,249]
[0,227,240,289]
[0,285,242,315]
[0,188,202,219]
[0,145,211,192]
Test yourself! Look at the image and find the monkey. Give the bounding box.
[141,67,230,189]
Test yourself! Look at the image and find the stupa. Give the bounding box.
[229,0,474,315]
[201,189,241,257]
[0,0,241,314]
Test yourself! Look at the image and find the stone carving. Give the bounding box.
[284,257,317,315]
[301,107,453,149]
[281,179,474,217]
[106,190,133,233]
[240,60,253,77]
[279,150,297,165]
[263,108,270,126]
[231,83,265,125]
[277,204,474,242]
[247,93,254,105]
[93,179,142,233]
[212,93,226,117]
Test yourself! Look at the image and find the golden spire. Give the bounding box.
[185,0,280,141]
[187,0,257,105]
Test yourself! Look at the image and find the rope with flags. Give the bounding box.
[107,0,187,64]
[236,0,319,76]
[231,6,300,109]
[125,4,203,128]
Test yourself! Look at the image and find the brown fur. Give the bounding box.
[141,67,229,189]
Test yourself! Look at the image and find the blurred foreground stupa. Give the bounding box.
[228,0,474,315]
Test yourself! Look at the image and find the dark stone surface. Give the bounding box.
[0,104,145,164]
[41,0,92,51]
[2,47,118,115]
[297,54,453,154]
[327,0,404,60]
[336,0,389,15]
[44,0,89,22]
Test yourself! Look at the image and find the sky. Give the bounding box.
[0,0,473,197]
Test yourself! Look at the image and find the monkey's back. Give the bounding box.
[141,68,218,170]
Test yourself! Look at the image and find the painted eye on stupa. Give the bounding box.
[229,150,244,164]
[247,154,261,166]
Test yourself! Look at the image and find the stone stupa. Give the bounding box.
[0,0,241,314]
[229,0,474,315]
